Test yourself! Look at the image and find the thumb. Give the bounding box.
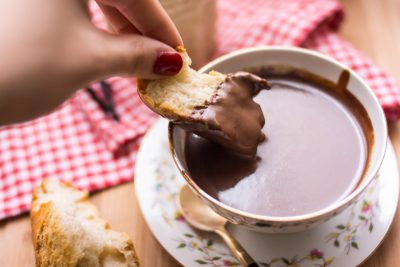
[93,31,183,79]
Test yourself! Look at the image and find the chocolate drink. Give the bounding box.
[184,67,373,217]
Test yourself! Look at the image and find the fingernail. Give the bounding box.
[153,51,183,76]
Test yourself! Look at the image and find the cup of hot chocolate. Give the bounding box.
[169,46,387,233]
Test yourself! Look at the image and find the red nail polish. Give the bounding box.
[153,51,183,76]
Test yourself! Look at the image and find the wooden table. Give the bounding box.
[1,0,400,266]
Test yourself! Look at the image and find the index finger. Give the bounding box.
[114,0,183,47]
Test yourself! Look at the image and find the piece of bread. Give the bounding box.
[31,180,139,267]
[137,47,226,121]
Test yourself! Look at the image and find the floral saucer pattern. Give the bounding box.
[135,119,399,267]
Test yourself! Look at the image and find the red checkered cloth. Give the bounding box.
[1,0,399,220]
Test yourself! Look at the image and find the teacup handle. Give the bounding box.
[215,225,259,267]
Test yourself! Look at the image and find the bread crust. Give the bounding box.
[31,180,140,267]
[137,47,226,122]
[137,78,192,121]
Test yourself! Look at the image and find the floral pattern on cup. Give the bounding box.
[169,122,382,234]
[325,178,378,255]
[151,140,380,267]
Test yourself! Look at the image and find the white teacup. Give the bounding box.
[169,46,387,233]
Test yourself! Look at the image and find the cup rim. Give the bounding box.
[169,46,388,223]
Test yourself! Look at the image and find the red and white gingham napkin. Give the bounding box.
[1,0,399,220]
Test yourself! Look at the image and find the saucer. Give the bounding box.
[135,119,399,267]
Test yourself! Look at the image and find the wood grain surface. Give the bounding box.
[0,0,399,266]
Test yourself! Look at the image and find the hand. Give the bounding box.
[0,0,183,124]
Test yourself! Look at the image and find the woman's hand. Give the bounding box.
[0,0,183,124]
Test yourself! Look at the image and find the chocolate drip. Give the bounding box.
[336,70,350,93]
[179,72,270,157]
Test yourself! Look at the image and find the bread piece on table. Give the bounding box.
[137,47,226,121]
[31,180,139,267]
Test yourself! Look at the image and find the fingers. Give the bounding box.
[97,0,183,47]
[86,1,184,79]
[117,0,182,46]
[97,3,141,34]
[91,30,183,79]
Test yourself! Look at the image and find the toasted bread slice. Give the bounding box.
[31,180,139,267]
[137,47,226,121]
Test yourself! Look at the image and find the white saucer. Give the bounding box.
[135,119,399,267]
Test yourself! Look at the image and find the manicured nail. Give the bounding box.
[153,51,183,76]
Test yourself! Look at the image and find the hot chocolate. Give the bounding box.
[184,67,373,217]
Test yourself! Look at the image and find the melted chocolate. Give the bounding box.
[184,67,373,217]
[178,72,270,157]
